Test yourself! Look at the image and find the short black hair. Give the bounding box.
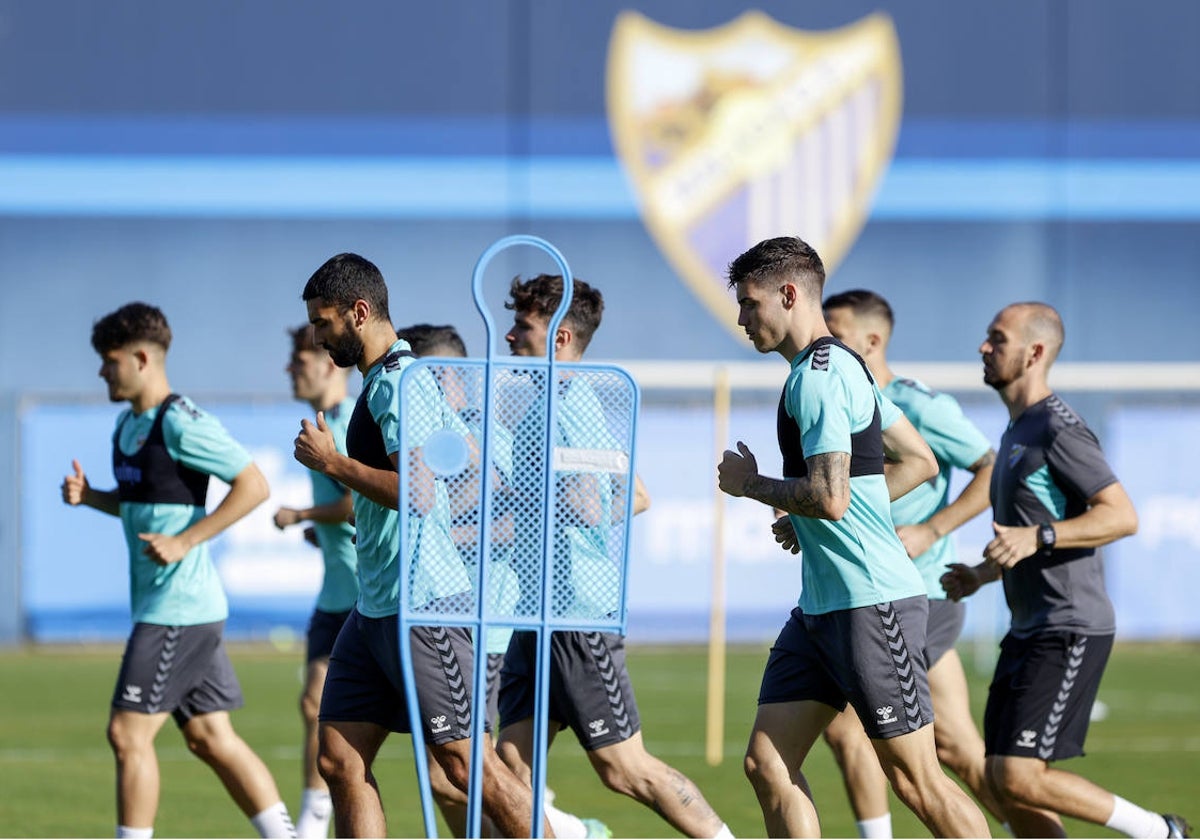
[823,289,895,330]
[395,323,468,357]
[727,237,826,302]
[302,253,391,323]
[91,302,172,354]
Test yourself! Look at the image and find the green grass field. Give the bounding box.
[1,641,1196,838]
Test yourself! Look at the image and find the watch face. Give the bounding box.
[1040,524,1056,549]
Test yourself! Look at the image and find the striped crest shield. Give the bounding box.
[606,11,902,338]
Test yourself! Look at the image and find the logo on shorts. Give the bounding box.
[1016,729,1038,749]
[122,684,142,704]
[875,705,898,725]
[430,715,451,735]
[587,719,610,739]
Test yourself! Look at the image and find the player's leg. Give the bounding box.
[315,609,403,838]
[182,710,295,837]
[585,731,728,838]
[433,651,506,837]
[173,630,293,838]
[107,708,171,832]
[746,608,847,837]
[318,719,390,838]
[871,724,990,837]
[982,632,1182,837]
[822,706,892,837]
[538,629,728,838]
[431,733,553,839]
[295,608,348,838]
[927,647,1007,824]
[833,597,989,837]
[744,699,833,837]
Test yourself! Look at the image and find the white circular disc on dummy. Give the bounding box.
[422,429,470,476]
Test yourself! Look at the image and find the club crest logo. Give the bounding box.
[607,11,902,339]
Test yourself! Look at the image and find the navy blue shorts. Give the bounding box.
[306,608,352,663]
[318,608,481,745]
[984,631,1112,761]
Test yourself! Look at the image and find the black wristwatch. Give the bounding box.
[1036,522,1057,555]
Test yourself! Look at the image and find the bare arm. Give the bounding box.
[274,492,354,530]
[896,449,995,559]
[61,459,121,517]
[719,441,851,521]
[983,481,1138,569]
[139,462,270,565]
[881,414,938,501]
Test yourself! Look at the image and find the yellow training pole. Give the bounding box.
[706,366,731,766]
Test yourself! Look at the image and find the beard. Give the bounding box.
[326,330,364,369]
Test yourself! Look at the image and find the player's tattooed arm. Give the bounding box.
[719,443,850,520]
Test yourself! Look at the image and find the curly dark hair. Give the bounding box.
[91,302,172,354]
[505,274,604,352]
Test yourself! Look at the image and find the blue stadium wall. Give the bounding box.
[2,1,1198,644]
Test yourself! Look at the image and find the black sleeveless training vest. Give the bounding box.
[113,393,210,505]
[346,348,416,472]
[777,336,884,480]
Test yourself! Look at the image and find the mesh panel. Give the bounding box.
[398,358,637,634]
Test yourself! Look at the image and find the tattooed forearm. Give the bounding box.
[743,452,850,520]
[970,449,997,472]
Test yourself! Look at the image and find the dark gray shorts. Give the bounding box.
[318,608,481,745]
[758,597,934,739]
[499,629,641,750]
[306,608,352,663]
[111,621,243,726]
[984,631,1113,761]
[925,597,966,667]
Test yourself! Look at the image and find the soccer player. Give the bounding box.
[717,237,990,837]
[293,254,546,838]
[941,302,1190,838]
[494,274,734,840]
[395,321,608,839]
[272,324,357,839]
[61,302,295,839]
[816,289,1006,837]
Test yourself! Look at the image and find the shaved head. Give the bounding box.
[1004,302,1064,364]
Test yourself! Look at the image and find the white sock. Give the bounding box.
[295,789,332,839]
[251,801,297,839]
[857,813,893,839]
[116,827,153,839]
[712,823,735,839]
[1106,795,1170,839]
[545,799,588,839]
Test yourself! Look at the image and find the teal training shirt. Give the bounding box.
[114,396,251,625]
[783,344,926,615]
[512,374,620,620]
[884,378,992,599]
[309,395,359,613]
[352,341,472,618]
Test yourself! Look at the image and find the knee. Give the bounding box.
[299,689,321,726]
[593,758,638,798]
[433,749,472,793]
[183,728,224,763]
[317,734,362,788]
[744,746,785,796]
[988,759,1039,805]
[106,717,138,759]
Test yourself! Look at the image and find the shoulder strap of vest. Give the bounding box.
[147,393,183,443]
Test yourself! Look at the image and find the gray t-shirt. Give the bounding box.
[991,394,1118,637]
